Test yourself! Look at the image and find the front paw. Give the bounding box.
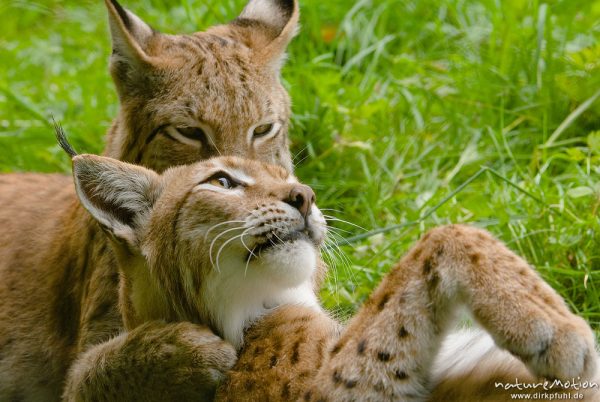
[135,321,238,396]
[65,321,237,402]
[172,322,238,386]
[523,316,597,381]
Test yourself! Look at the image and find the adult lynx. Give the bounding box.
[0,0,300,399]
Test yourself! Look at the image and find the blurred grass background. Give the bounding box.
[1,0,600,326]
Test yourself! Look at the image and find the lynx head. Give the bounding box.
[103,0,298,172]
[70,153,326,348]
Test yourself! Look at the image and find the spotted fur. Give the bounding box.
[0,0,300,400]
[60,154,326,401]
[216,225,600,401]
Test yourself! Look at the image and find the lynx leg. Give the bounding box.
[63,321,236,402]
[307,224,596,401]
[215,306,341,402]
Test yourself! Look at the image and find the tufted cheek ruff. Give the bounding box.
[123,168,205,327]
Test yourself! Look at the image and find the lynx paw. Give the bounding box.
[64,321,237,402]
[175,322,238,384]
[522,316,597,380]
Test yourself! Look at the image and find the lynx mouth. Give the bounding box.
[247,230,311,260]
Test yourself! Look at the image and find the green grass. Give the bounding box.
[2,0,600,327]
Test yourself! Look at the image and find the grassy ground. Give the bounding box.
[1,0,600,327]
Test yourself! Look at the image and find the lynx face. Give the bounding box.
[103,0,298,172]
[70,153,326,348]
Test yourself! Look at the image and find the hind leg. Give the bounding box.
[306,225,596,401]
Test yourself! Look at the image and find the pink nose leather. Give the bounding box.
[285,185,315,218]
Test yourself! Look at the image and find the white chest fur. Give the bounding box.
[199,242,320,349]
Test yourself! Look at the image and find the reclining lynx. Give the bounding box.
[0,0,300,399]
[61,137,598,401]
[55,140,326,400]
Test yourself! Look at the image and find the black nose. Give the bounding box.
[285,184,315,218]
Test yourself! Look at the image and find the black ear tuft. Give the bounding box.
[109,0,132,30]
[238,0,298,35]
[277,0,294,19]
[105,0,156,65]
[235,0,299,69]
[52,118,78,158]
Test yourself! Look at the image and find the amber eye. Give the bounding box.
[209,176,233,189]
[204,172,242,190]
[253,123,274,138]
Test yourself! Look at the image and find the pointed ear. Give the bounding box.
[105,0,157,87]
[72,154,161,246]
[237,0,299,69]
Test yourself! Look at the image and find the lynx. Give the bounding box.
[59,139,599,401]
[56,136,327,400]
[0,0,300,399]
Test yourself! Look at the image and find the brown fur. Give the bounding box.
[39,159,595,401]
[216,225,599,401]
[103,0,297,172]
[60,153,326,401]
[10,153,594,401]
[0,0,300,400]
[2,1,597,401]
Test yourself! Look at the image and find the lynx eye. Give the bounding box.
[204,172,241,190]
[210,177,233,189]
[176,127,207,142]
[253,123,274,138]
[159,126,210,148]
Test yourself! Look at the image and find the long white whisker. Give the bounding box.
[323,238,344,262]
[319,208,343,213]
[323,215,367,231]
[215,229,251,273]
[243,229,256,278]
[209,226,246,270]
[244,252,253,278]
[327,230,356,249]
[324,233,353,276]
[204,220,246,241]
[239,227,256,255]
[327,232,353,260]
[271,231,284,243]
[325,225,355,236]
[322,241,348,301]
[320,245,341,304]
[260,223,285,242]
[215,234,243,273]
[292,146,308,163]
